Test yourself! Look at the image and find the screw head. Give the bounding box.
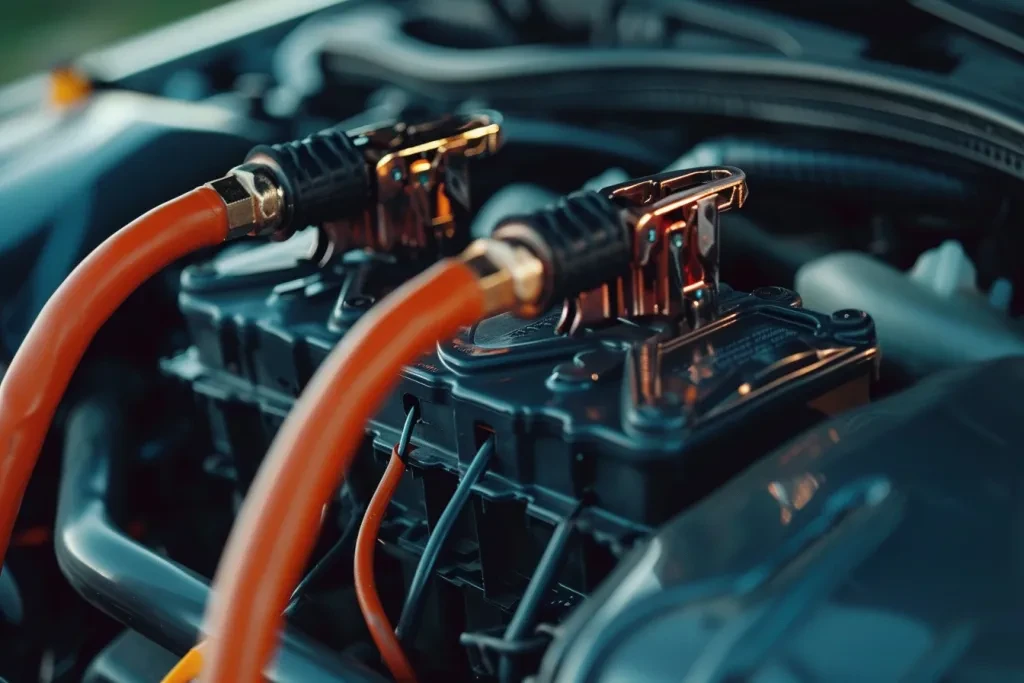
[832,308,869,324]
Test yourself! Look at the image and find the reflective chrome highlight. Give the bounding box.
[558,166,747,334]
[323,111,503,255]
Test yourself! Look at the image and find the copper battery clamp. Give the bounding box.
[322,112,503,256]
[559,166,747,335]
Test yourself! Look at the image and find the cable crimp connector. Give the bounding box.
[244,111,502,252]
[493,166,747,334]
[459,239,545,318]
[207,166,287,240]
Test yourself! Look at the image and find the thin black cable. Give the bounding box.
[396,404,419,463]
[498,503,584,683]
[285,406,418,617]
[283,510,360,617]
[459,632,549,656]
[395,437,496,644]
[459,631,550,678]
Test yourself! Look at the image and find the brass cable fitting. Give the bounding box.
[206,166,287,241]
[459,239,545,318]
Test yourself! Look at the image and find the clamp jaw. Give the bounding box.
[559,167,747,334]
[322,112,503,257]
[229,111,502,257]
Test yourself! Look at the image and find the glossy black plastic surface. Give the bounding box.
[539,357,1024,683]
[422,287,876,527]
[168,236,877,532]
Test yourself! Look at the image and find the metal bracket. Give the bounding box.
[321,111,502,257]
[558,166,747,335]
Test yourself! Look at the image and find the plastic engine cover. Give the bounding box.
[537,357,1024,683]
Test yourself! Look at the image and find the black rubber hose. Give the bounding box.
[496,117,671,170]
[315,6,1024,183]
[498,504,583,683]
[669,138,975,204]
[395,438,495,644]
[54,396,387,683]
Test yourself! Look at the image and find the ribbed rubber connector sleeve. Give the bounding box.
[492,190,632,305]
[245,125,372,234]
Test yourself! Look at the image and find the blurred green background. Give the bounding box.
[0,0,229,84]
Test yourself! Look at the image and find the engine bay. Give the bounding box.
[2,1,1024,681]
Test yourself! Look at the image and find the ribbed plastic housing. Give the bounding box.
[493,190,632,304]
[246,124,371,231]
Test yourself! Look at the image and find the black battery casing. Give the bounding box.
[162,240,878,667]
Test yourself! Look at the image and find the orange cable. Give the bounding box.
[355,445,417,683]
[200,259,485,683]
[161,644,205,683]
[0,188,228,567]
